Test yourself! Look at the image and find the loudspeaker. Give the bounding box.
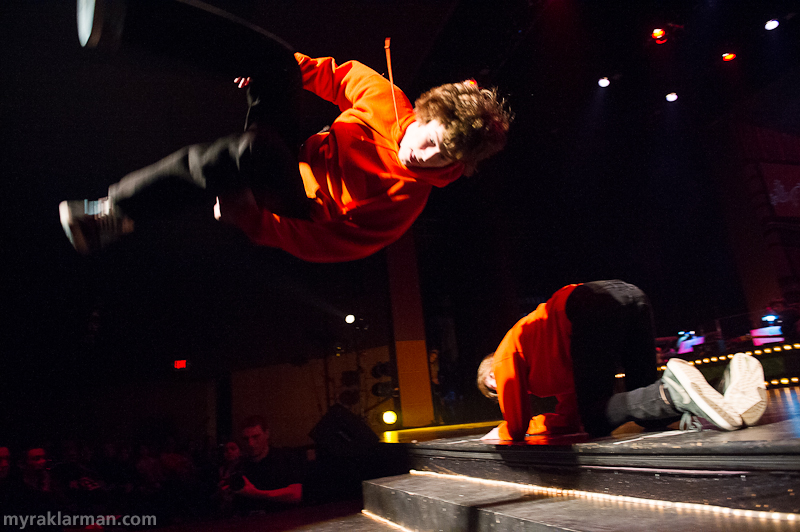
[309,404,379,458]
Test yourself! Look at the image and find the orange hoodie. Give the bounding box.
[493,284,583,440]
[226,54,464,262]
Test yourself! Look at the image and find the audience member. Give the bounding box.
[234,416,302,515]
[19,445,63,516]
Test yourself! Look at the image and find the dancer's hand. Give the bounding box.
[480,426,502,440]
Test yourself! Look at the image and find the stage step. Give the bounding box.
[403,418,800,514]
[363,472,800,531]
[289,511,402,531]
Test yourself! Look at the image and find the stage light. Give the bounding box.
[722,53,736,62]
[765,20,779,31]
[382,410,398,425]
[666,92,678,102]
[652,28,665,39]
[598,77,610,88]
[763,313,779,323]
[345,314,355,324]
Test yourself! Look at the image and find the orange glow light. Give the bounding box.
[722,53,736,61]
[652,28,665,39]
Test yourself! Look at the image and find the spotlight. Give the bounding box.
[722,52,736,62]
[382,410,398,425]
[345,314,355,324]
[651,28,668,44]
[763,313,779,323]
[598,77,610,88]
[666,92,678,102]
[765,19,780,31]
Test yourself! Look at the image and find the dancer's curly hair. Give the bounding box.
[415,81,512,175]
[476,353,498,400]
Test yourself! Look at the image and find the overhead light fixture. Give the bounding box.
[598,77,610,88]
[765,19,780,31]
[651,28,668,44]
[666,92,678,102]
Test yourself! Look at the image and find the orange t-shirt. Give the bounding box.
[493,284,583,440]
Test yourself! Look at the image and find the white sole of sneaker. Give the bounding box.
[59,201,76,244]
[723,354,767,426]
[59,200,87,253]
[666,359,742,431]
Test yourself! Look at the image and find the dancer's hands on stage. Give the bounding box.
[480,426,502,440]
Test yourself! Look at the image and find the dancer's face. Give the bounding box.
[484,371,497,392]
[399,120,453,169]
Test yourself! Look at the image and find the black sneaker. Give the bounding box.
[661,358,742,431]
[59,197,134,254]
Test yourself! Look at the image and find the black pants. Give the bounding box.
[106,1,310,221]
[566,280,680,436]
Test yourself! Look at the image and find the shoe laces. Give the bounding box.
[679,412,702,432]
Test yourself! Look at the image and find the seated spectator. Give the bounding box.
[234,416,302,515]
[19,445,62,515]
[218,440,242,490]
[135,444,165,494]
[213,440,242,517]
[0,446,17,509]
[51,440,105,514]
[0,446,10,482]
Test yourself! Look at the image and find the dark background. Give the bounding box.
[2,0,799,439]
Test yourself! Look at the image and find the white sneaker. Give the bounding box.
[59,197,134,254]
[662,358,742,431]
[719,353,768,426]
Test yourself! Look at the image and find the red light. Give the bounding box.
[652,28,665,39]
[722,53,736,62]
[174,360,187,370]
[656,38,668,45]
[234,77,251,89]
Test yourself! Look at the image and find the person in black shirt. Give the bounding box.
[234,416,301,515]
